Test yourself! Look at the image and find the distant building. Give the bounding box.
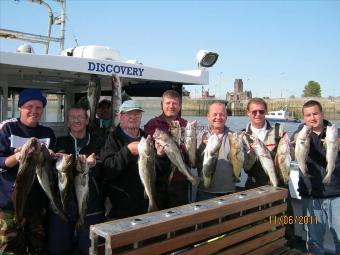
[202,87,215,99]
[226,79,252,102]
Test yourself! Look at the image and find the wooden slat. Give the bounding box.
[245,238,288,255]
[218,227,285,255]
[181,221,282,255]
[106,188,287,249]
[120,204,287,255]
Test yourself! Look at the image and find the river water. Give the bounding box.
[142,114,340,137]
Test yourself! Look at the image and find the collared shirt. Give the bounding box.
[250,122,268,142]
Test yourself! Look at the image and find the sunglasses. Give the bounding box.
[251,110,266,115]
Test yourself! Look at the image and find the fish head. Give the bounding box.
[138,135,154,156]
[153,128,166,141]
[280,133,291,145]
[326,124,338,142]
[207,134,222,154]
[298,125,312,139]
[185,120,197,136]
[186,120,197,129]
[20,137,41,161]
[76,154,88,174]
[170,120,180,128]
[138,136,147,154]
[56,154,73,172]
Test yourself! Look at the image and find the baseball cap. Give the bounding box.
[18,88,47,108]
[119,100,144,113]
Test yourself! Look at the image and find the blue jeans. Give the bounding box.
[302,197,340,255]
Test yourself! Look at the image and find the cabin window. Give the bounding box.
[7,89,65,123]
[278,113,282,116]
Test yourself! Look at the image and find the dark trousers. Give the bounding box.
[47,211,105,255]
[156,180,189,210]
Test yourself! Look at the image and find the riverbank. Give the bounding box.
[134,97,340,120]
[180,97,340,120]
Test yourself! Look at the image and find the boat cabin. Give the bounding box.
[0,46,210,136]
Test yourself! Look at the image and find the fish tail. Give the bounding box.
[322,174,331,184]
[148,201,158,213]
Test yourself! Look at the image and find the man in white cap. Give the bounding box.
[100,100,149,219]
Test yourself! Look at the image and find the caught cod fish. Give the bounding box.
[75,154,89,229]
[138,135,158,213]
[185,120,197,167]
[153,128,198,185]
[322,124,339,184]
[202,134,223,188]
[170,120,182,145]
[275,133,291,185]
[112,74,122,128]
[251,138,278,187]
[87,74,101,129]
[228,132,244,182]
[295,125,312,177]
[56,154,73,212]
[36,145,67,221]
[12,138,42,223]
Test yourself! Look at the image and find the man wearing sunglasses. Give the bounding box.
[242,98,284,189]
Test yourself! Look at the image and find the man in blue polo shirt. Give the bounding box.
[0,88,56,255]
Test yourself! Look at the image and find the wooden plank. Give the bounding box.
[218,227,285,255]
[181,221,282,255]
[245,238,288,255]
[119,204,287,255]
[103,188,287,249]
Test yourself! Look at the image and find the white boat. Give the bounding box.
[265,105,301,123]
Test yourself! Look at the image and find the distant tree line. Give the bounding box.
[302,80,321,97]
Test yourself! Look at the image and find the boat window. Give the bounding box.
[7,89,65,123]
[278,113,282,116]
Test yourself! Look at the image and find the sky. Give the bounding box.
[1,0,339,99]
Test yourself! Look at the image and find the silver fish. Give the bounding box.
[111,74,122,128]
[75,154,89,229]
[12,138,42,223]
[202,134,223,188]
[185,120,197,167]
[170,120,182,145]
[322,124,339,184]
[36,145,67,221]
[138,135,158,213]
[153,128,198,185]
[228,132,244,182]
[56,154,73,212]
[251,138,278,187]
[295,125,312,177]
[275,133,291,185]
[87,74,101,129]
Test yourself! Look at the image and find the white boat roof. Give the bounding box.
[0,51,209,90]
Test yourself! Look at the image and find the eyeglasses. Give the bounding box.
[251,110,265,116]
[68,116,87,121]
[122,112,142,117]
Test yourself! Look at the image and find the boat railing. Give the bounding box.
[90,186,289,255]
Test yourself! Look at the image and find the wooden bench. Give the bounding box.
[90,186,289,255]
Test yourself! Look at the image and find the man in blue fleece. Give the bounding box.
[0,88,56,255]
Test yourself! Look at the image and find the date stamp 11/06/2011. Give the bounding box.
[269,215,318,225]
